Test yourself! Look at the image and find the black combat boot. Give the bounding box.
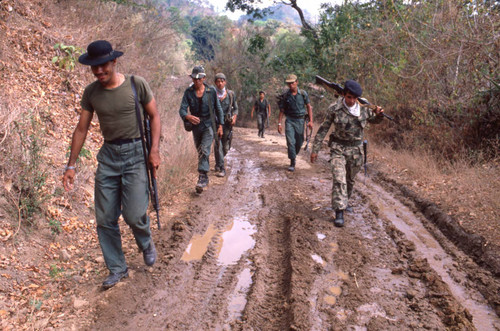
[333,210,344,227]
[102,269,129,289]
[195,173,209,193]
[288,158,296,172]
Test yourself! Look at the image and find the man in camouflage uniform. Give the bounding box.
[310,80,384,227]
[251,91,270,138]
[278,74,313,172]
[179,66,223,193]
[213,72,238,177]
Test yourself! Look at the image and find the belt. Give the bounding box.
[105,137,141,145]
[331,137,362,147]
[286,114,306,119]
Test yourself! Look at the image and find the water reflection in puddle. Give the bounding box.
[218,219,256,265]
[226,265,253,321]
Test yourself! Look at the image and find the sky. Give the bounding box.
[207,0,344,21]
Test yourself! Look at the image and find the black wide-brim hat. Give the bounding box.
[78,40,123,66]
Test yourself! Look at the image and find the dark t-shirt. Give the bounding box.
[80,75,153,141]
[254,99,268,115]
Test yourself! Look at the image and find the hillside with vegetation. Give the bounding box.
[0,0,498,328]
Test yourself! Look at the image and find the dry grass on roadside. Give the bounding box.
[369,140,500,244]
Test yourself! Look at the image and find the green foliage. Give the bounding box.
[29,298,43,311]
[48,218,62,235]
[14,114,49,223]
[248,34,266,54]
[191,16,230,60]
[51,43,82,71]
[49,264,64,279]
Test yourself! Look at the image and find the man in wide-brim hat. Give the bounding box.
[63,40,161,288]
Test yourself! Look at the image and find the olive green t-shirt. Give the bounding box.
[80,75,153,141]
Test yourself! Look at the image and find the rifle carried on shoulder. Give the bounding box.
[131,76,161,230]
[315,75,394,121]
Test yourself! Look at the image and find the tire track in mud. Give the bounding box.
[87,128,500,331]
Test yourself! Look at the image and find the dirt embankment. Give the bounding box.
[52,128,499,330]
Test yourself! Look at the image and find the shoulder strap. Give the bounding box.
[228,90,234,111]
[207,86,217,132]
[131,76,145,140]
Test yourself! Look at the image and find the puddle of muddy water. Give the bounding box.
[225,263,253,324]
[364,180,500,330]
[218,218,256,265]
[181,224,218,262]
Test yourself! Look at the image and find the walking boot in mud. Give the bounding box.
[334,210,344,227]
[310,80,385,223]
[195,173,209,193]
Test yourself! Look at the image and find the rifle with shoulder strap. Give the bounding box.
[315,75,394,121]
[207,86,221,152]
[131,76,161,230]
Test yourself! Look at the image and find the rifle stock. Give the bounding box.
[315,75,394,121]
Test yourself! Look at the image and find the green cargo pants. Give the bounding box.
[285,117,305,161]
[192,125,214,174]
[95,140,152,274]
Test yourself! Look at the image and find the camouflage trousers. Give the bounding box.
[330,142,364,210]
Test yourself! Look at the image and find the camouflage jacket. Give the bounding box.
[312,97,383,154]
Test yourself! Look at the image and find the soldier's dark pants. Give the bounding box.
[257,113,266,137]
[215,124,232,170]
[330,142,364,210]
[95,141,152,274]
[285,117,305,161]
[192,124,214,173]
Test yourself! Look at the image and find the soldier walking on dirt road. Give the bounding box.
[62,40,161,288]
[179,66,224,192]
[278,74,313,172]
[251,91,271,138]
[310,80,384,227]
[213,72,238,177]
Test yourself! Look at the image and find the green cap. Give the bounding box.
[285,74,297,83]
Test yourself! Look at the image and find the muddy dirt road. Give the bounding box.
[83,128,499,330]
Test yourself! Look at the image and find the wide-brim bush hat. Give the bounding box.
[190,66,206,79]
[78,40,123,66]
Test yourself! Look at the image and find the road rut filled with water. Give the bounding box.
[86,128,499,330]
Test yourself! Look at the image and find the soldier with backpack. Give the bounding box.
[278,74,313,172]
[214,73,238,177]
[251,91,271,138]
[179,66,224,192]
